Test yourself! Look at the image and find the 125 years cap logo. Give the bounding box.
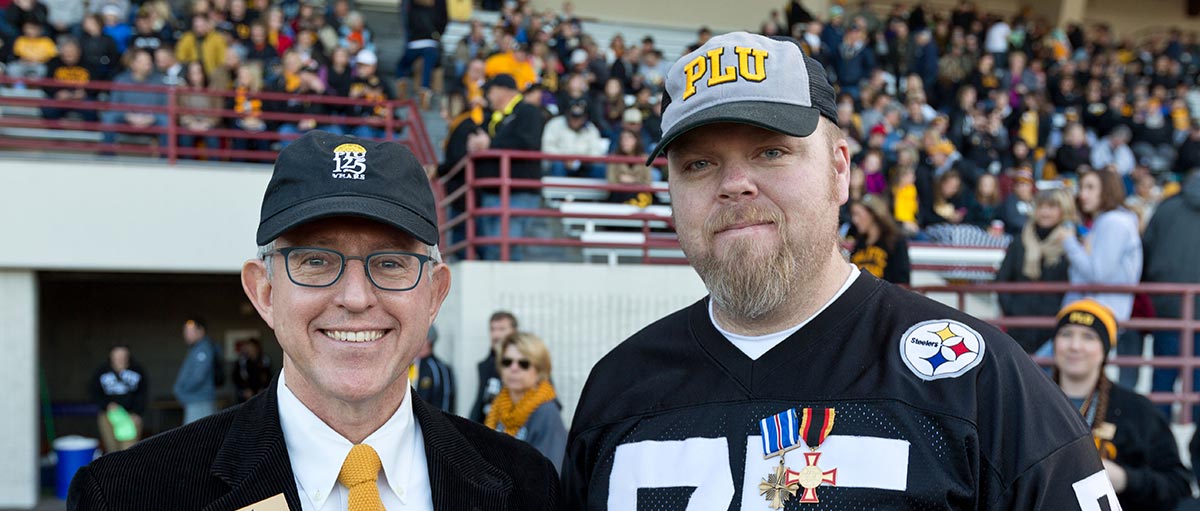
[332,143,367,180]
[899,319,985,381]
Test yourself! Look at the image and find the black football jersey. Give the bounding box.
[563,271,1120,510]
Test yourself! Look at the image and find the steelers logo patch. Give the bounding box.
[899,319,986,381]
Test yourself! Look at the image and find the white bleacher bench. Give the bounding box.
[541,176,671,207]
[579,231,686,266]
[559,201,672,235]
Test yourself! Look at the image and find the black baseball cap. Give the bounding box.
[484,73,518,92]
[648,32,839,165]
[256,130,439,246]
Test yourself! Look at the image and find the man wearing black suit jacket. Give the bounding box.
[69,131,560,511]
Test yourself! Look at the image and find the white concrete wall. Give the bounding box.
[0,271,38,508]
[435,261,709,423]
[0,158,270,273]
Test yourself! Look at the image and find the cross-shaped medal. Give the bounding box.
[785,451,837,503]
[759,461,799,510]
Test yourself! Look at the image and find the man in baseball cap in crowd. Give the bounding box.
[564,31,1116,510]
[70,131,559,510]
[1051,299,1190,511]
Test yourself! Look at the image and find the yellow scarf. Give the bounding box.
[488,94,523,137]
[485,379,556,436]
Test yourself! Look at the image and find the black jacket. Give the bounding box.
[414,354,456,413]
[1142,172,1200,320]
[1105,384,1192,511]
[469,350,500,423]
[477,100,544,182]
[69,376,559,510]
[994,227,1070,353]
[404,0,448,42]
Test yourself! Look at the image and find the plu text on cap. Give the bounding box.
[648,31,839,165]
[256,130,439,246]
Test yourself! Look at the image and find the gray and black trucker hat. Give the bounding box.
[648,31,839,165]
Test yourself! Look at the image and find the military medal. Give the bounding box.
[784,407,838,504]
[758,409,801,509]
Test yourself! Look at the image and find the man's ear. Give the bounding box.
[832,135,852,205]
[426,262,452,323]
[241,258,275,329]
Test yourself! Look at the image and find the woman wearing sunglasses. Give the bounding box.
[485,332,567,472]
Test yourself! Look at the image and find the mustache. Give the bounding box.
[703,205,786,240]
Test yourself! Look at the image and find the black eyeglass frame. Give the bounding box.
[500,357,532,370]
[264,246,434,292]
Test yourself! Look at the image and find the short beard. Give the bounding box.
[688,181,840,323]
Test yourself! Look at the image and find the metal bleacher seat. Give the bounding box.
[542,176,671,207]
[558,201,672,235]
[579,231,686,265]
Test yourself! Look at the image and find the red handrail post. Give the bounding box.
[1182,289,1196,423]
[500,153,512,261]
[166,87,178,164]
[384,101,396,141]
[465,156,477,261]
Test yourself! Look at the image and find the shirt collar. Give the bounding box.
[277,371,418,508]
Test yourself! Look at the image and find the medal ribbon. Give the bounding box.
[798,407,836,450]
[758,408,801,458]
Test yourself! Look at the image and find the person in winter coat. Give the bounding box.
[1146,170,1200,418]
[996,188,1076,352]
[1052,300,1191,511]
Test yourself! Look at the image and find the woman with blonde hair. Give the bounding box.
[995,188,1076,352]
[486,332,567,472]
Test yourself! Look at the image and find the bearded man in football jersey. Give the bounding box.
[562,31,1120,511]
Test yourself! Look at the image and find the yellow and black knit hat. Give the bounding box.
[1056,299,1118,349]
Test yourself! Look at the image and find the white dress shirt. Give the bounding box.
[277,372,434,511]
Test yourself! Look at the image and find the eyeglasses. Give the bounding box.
[265,247,433,291]
[501,357,532,371]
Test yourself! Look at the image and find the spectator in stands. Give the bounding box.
[997,188,1076,353]
[7,19,56,78]
[452,20,491,79]
[345,49,393,139]
[243,22,279,68]
[436,91,477,258]
[891,164,920,236]
[485,36,537,91]
[323,45,353,103]
[1063,167,1143,387]
[177,61,222,158]
[1173,122,1200,178]
[100,49,167,147]
[154,45,183,86]
[130,9,167,54]
[42,0,80,39]
[263,7,294,55]
[920,168,972,228]
[833,26,873,99]
[176,15,226,81]
[99,4,130,54]
[79,13,120,81]
[542,98,606,178]
[226,0,254,43]
[471,311,517,423]
[90,345,148,453]
[997,168,1036,236]
[229,62,268,157]
[848,195,911,284]
[1055,122,1092,179]
[173,317,218,425]
[231,337,271,404]
[1051,299,1191,511]
[467,73,543,261]
[270,49,339,145]
[966,172,1002,228]
[336,9,370,54]
[606,129,654,206]
[43,37,95,122]
[485,331,567,473]
[1091,124,1136,178]
[4,0,48,40]
[1145,170,1200,418]
[395,0,447,110]
[413,326,455,413]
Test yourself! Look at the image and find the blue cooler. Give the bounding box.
[53,436,98,499]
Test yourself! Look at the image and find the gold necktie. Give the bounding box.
[338,444,386,511]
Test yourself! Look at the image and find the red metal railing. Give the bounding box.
[0,75,437,166]
[437,149,680,262]
[914,282,1200,421]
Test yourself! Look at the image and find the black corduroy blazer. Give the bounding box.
[67,377,560,510]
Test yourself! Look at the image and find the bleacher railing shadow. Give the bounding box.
[0,75,437,165]
[914,282,1200,422]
